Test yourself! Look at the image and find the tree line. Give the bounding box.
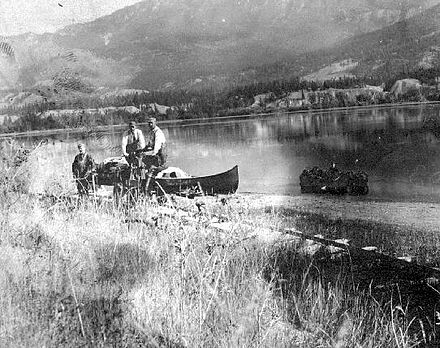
[0,71,438,134]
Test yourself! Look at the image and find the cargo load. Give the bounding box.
[95,156,130,186]
[300,165,368,195]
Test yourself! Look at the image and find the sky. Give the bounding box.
[0,0,142,36]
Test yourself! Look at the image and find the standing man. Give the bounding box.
[72,143,95,197]
[141,117,167,194]
[143,117,167,171]
[121,121,146,166]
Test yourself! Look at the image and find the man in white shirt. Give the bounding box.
[141,117,168,194]
[121,121,146,166]
[144,117,167,168]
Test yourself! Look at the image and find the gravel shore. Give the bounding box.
[238,193,440,233]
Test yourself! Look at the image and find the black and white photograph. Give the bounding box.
[2,1,440,346]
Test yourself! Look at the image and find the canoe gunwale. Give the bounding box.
[155,165,239,195]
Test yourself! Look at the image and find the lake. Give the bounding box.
[8,104,440,203]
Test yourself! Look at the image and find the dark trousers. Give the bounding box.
[76,178,90,196]
[126,153,144,168]
[139,155,168,194]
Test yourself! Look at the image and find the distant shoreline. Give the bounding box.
[1,100,439,139]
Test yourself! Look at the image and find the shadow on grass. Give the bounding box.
[264,205,440,345]
[95,242,156,287]
[272,206,440,267]
[21,289,182,347]
[13,240,181,348]
[264,239,440,346]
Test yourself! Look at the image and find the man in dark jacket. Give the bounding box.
[72,143,95,196]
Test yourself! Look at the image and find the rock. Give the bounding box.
[148,102,171,115]
[390,79,422,98]
[251,92,276,108]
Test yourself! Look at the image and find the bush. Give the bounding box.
[0,140,33,198]
[399,89,424,102]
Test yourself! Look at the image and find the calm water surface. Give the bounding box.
[13,104,440,203]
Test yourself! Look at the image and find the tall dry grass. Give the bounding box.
[0,142,430,347]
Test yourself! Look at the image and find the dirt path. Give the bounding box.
[243,194,440,233]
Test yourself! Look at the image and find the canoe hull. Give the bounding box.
[155,165,239,195]
[95,158,239,196]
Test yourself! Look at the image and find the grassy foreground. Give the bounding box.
[0,143,436,347]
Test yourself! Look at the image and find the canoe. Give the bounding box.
[154,165,239,196]
[95,157,239,196]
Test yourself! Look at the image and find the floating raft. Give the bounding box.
[300,166,368,195]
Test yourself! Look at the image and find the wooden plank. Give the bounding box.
[206,215,440,281]
[283,227,440,280]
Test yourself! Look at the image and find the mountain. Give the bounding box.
[283,2,440,83]
[1,0,440,95]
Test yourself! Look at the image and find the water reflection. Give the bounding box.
[9,104,440,202]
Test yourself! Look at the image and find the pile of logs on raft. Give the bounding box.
[300,165,369,195]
